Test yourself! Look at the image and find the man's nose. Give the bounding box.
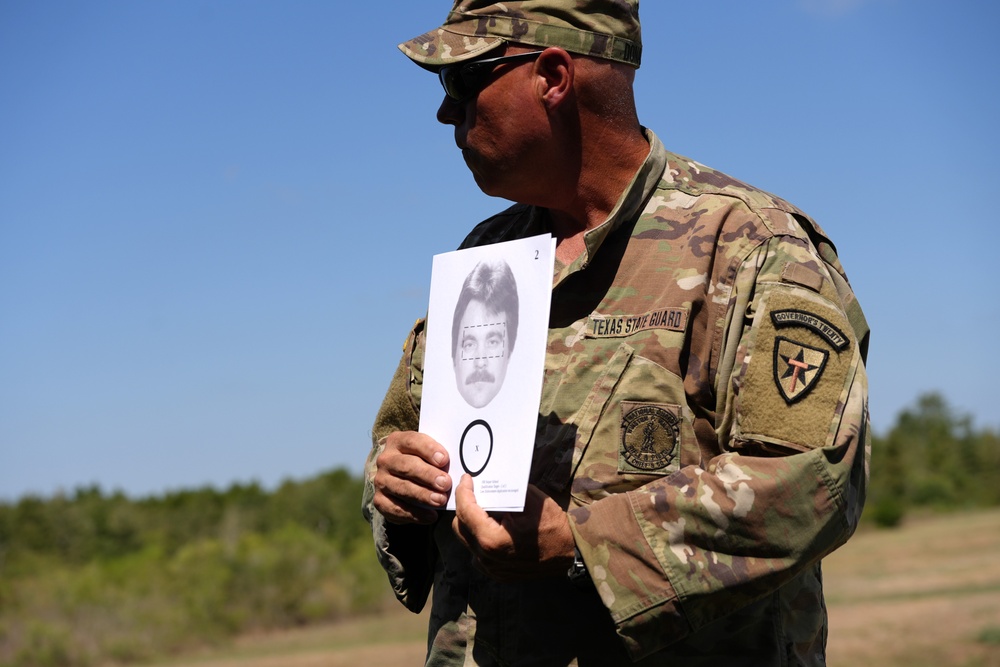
[436,96,464,125]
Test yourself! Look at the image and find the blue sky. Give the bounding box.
[2,1,997,500]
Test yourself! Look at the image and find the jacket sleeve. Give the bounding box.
[361,319,437,613]
[566,234,871,660]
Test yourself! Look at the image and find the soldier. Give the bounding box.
[363,1,871,665]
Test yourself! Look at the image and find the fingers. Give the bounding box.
[452,481,575,581]
[376,488,440,525]
[387,430,450,469]
[454,475,500,538]
[523,482,547,507]
[376,446,450,506]
[373,431,452,525]
[452,475,511,565]
[452,475,483,549]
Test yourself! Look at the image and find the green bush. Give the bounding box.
[0,467,397,666]
[870,496,904,528]
[863,393,1000,528]
[10,623,80,667]
[978,626,1000,646]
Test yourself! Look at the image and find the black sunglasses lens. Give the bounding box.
[441,62,489,102]
[439,53,542,102]
[440,67,460,100]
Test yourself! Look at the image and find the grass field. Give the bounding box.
[154,508,1000,667]
[823,509,1000,666]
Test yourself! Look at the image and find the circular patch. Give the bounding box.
[621,405,679,471]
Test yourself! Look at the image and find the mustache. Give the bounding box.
[465,370,496,385]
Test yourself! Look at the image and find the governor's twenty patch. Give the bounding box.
[736,285,858,451]
[773,337,829,404]
[620,402,679,472]
[771,310,848,350]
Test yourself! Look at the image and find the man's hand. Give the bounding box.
[452,475,575,581]
[373,431,452,525]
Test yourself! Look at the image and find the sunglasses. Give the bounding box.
[439,51,545,103]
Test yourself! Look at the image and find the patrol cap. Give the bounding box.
[399,0,642,72]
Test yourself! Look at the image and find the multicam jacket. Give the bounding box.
[363,130,870,666]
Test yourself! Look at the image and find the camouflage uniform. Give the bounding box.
[364,128,869,666]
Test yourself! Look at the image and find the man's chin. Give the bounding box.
[465,159,503,198]
[463,383,497,409]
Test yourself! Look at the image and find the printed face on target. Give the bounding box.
[454,300,510,408]
[451,260,519,409]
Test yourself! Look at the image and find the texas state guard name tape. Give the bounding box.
[587,308,689,338]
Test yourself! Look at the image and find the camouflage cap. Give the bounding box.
[399,0,642,71]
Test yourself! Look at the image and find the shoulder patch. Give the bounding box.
[736,286,859,451]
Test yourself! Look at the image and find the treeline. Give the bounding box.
[866,392,1000,526]
[1,393,997,666]
[0,468,388,667]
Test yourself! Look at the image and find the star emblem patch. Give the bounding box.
[773,336,829,404]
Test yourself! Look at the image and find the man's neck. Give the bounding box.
[548,128,650,266]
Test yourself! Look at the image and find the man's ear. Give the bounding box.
[534,47,574,110]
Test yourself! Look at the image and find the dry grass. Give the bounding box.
[152,609,429,667]
[153,509,1000,667]
[825,509,1000,667]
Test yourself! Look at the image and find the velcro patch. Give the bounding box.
[619,402,680,474]
[736,286,857,451]
[780,262,825,293]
